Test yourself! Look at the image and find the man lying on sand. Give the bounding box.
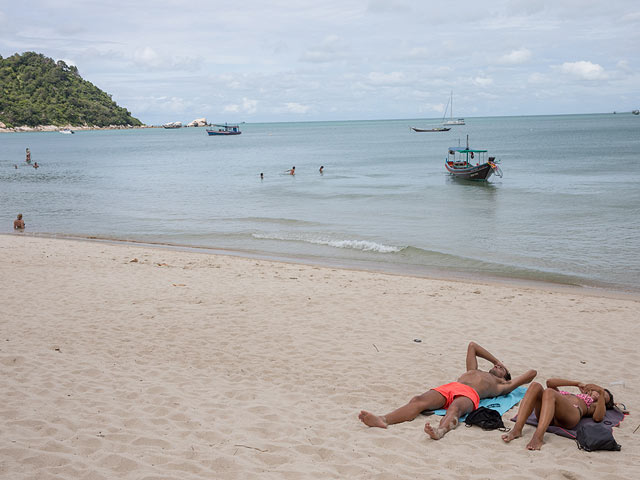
[359,341,537,440]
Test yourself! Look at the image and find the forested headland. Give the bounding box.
[0,52,142,128]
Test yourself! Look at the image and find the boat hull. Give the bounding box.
[206,130,241,136]
[445,161,494,181]
[412,127,451,132]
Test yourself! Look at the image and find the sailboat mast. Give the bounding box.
[450,91,454,120]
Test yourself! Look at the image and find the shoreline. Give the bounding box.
[0,124,154,133]
[5,232,639,301]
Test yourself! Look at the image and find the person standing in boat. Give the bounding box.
[25,148,31,164]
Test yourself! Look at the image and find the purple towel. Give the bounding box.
[511,409,625,439]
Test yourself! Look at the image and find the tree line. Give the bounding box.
[0,52,142,128]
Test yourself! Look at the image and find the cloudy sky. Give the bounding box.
[1,0,639,124]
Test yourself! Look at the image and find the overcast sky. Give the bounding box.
[1,0,639,125]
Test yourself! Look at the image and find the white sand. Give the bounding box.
[1,234,639,479]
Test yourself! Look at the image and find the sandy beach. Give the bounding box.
[1,234,638,479]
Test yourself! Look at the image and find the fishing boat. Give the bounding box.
[206,124,242,136]
[411,126,451,132]
[442,91,465,126]
[59,129,74,134]
[445,135,502,181]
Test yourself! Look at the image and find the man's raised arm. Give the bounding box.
[466,341,503,371]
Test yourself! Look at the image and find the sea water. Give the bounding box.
[1,114,639,292]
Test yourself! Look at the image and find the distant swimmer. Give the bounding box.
[260,172,264,180]
[33,162,39,169]
[286,166,295,175]
[13,213,25,230]
[319,165,324,174]
[25,148,31,164]
[14,164,18,169]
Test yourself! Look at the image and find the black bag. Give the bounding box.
[464,407,508,431]
[576,422,621,451]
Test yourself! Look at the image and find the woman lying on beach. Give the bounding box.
[502,378,614,450]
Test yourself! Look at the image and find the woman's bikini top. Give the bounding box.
[559,390,594,409]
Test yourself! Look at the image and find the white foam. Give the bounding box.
[252,233,403,254]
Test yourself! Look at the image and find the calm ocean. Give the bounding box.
[2,114,639,293]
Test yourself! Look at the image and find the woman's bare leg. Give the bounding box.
[527,389,581,450]
[359,390,446,428]
[502,382,543,443]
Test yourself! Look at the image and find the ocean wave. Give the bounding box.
[252,232,404,253]
[222,217,324,227]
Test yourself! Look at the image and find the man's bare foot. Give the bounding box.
[501,430,522,443]
[358,411,388,428]
[424,422,446,440]
[424,417,458,440]
[526,436,544,450]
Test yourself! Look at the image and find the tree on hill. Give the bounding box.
[0,52,143,127]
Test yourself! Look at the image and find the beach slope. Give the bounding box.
[1,235,638,479]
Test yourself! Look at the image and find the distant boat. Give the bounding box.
[163,122,182,129]
[442,91,465,126]
[59,129,74,134]
[411,126,451,132]
[633,109,639,115]
[206,124,242,136]
[445,135,502,181]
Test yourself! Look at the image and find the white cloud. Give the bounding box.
[133,47,161,68]
[558,61,608,80]
[224,98,258,115]
[527,72,548,84]
[497,48,532,65]
[300,35,348,64]
[284,102,311,114]
[366,71,406,86]
[620,11,640,23]
[367,0,412,14]
[473,76,493,87]
[616,60,631,72]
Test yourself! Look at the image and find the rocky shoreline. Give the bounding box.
[0,123,156,133]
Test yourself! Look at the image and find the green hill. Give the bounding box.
[0,52,142,128]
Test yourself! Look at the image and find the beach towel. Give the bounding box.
[424,386,527,422]
[512,409,624,439]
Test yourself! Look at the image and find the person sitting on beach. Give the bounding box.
[13,213,25,230]
[286,166,295,175]
[359,341,537,440]
[502,378,614,450]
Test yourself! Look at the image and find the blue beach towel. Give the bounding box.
[429,386,527,422]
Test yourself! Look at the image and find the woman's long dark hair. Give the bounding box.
[604,388,614,409]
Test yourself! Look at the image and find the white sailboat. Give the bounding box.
[442,91,465,126]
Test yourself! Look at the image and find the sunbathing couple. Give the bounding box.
[359,342,614,450]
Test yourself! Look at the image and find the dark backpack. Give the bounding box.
[464,407,508,431]
[576,422,621,452]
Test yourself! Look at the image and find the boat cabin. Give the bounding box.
[447,147,492,167]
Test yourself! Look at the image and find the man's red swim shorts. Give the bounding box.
[432,382,480,409]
